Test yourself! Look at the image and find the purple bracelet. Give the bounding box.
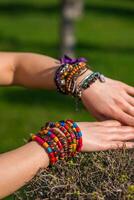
[60,55,87,65]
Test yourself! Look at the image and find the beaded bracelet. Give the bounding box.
[38,134,60,161]
[59,121,77,157]
[66,119,83,152]
[29,119,83,165]
[45,120,82,156]
[39,128,63,151]
[55,63,87,95]
[52,128,68,160]
[31,134,58,165]
[58,122,77,157]
[65,65,88,95]
[55,55,88,96]
[43,133,65,160]
[46,122,76,158]
[55,55,106,102]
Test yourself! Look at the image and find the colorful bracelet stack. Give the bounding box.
[29,119,83,165]
[55,55,88,96]
[55,55,106,99]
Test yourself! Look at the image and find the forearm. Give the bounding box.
[0,52,60,89]
[0,141,49,198]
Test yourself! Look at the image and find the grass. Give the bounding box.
[0,0,133,199]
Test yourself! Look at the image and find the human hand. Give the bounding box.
[77,120,134,152]
[81,77,134,126]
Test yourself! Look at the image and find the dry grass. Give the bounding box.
[14,148,134,200]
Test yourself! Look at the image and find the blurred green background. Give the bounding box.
[0,0,133,199]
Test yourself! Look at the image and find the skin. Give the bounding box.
[0,52,133,125]
[0,52,133,198]
[0,120,134,198]
[78,120,134,152]
[76,68,134,126]
[0,142,50,198]
[81,77,134,126]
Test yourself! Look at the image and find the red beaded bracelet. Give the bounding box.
[31,134,58,165]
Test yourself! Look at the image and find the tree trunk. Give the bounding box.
[60,0,84,57]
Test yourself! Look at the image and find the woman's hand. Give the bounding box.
[77,120,134,152]
[81,77,134,126]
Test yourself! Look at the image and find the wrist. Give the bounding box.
[30,141,50,169]
[76,122,89,153]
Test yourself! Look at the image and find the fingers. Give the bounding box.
[109,141,134,150]
[114,94,134,124]
[127,96,134,106]
[108,131,134,141]
[87,120,122,127]
[121,101,134,117]
[100,125,134,133]
[125,85,134,96]
[100,141,134,151]
[124,94,134,106]
[99,120,122,127]
[114,109,134,126]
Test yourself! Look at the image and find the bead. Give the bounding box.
[47,147,53,153]
[43,142,49,148]
[61,79,65,85]
[54,137,58,142]
[29,119,83,166]
[60,121,65,126]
